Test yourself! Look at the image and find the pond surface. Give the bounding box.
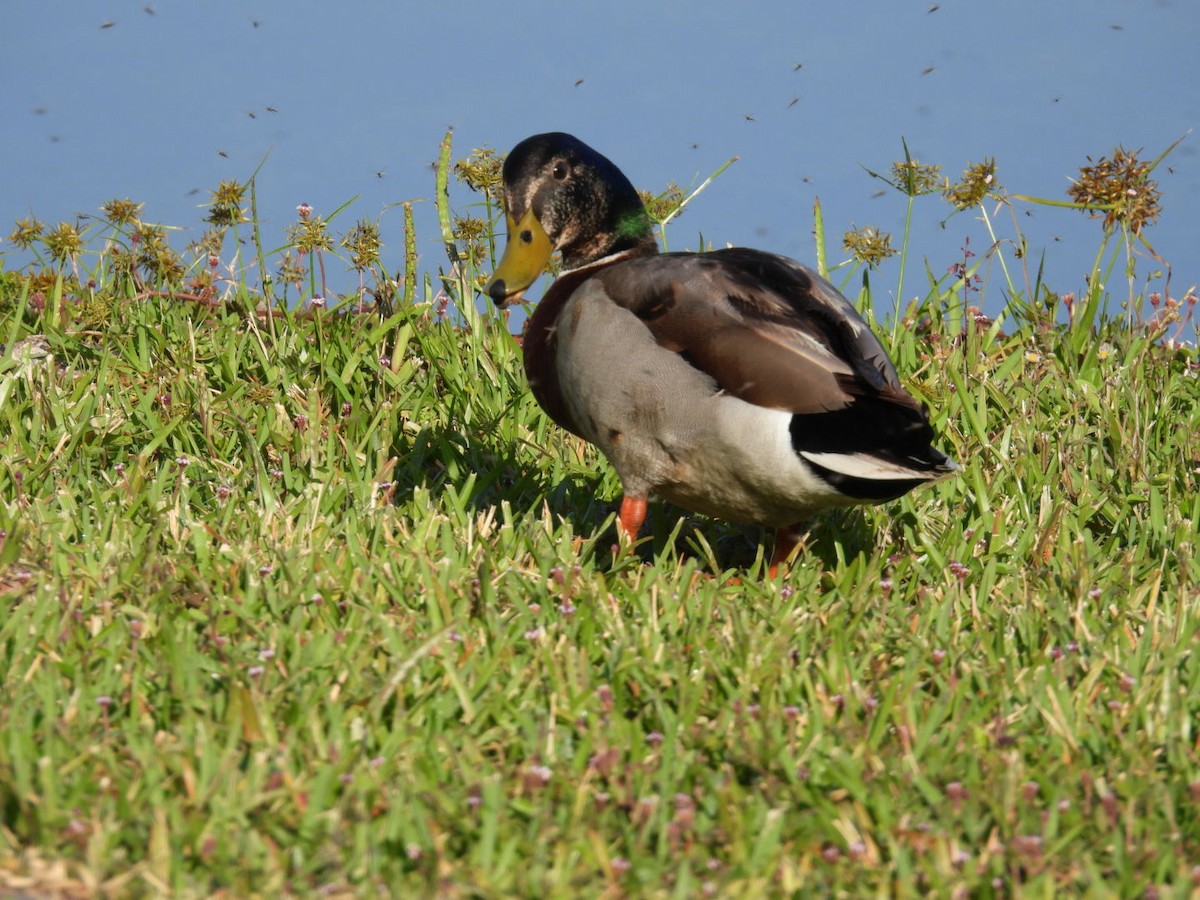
[4,0,1197,336]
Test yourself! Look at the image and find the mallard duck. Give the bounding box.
[486,132,956,575]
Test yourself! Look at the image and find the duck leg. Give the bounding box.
[768,523,809,578]
[617,495,648,542]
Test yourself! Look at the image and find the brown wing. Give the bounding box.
[593,248,912,412]
[593,248,940,465]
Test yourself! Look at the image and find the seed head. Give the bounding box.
[276,251,306,286]
[101,198,143,227]
[340,219,382,270]
[9,216,45,250]
[1067,146,1161,233]
[287,213,334,254]
[43,221,87,265]
[193,229,225,259]
[843,226,896,268]
[639,182,686,223]
[135,224,184,283]
[205,180,248,227]
[945,158,999,210]
[451,215,488,266]
[891,156,944,197]
[453,146,503,193]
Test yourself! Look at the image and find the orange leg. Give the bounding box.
[617,495,648,542]
[768,523,808,578]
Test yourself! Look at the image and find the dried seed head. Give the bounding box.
[287,213,334,254]
[639,182,686,223]
[945,158,999,210]
[205,180,248,227]
[340,218,383,270]
[101,198,143,226]
[277,251,306,285]
[43,221,87,265]
[453,146,503,193]
[891,156,944,197]
[9,216,45,249]
[134,224,184,283]
[842,226,896,269]
[1067,146,1162,233]
[451,215,487,244]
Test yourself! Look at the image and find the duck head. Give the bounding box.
[485,132,658,307]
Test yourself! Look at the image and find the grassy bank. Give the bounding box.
[1,134,1198,897]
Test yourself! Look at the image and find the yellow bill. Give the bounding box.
[485,208,553,306]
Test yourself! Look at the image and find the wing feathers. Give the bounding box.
[591,248,952,473]
[595,248,913,418]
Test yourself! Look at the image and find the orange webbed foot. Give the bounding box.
[768,523,809,579]
[617,495,648,542]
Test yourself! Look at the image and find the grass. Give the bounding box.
[1,132,1198,898]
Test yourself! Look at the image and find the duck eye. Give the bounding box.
[519,229,533,244]
[552,161,569,181]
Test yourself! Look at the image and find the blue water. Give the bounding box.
[4,0,1197,336]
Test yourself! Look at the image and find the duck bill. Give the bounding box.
[485,208,553,307]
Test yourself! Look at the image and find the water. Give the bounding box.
[3,0,1197,337]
